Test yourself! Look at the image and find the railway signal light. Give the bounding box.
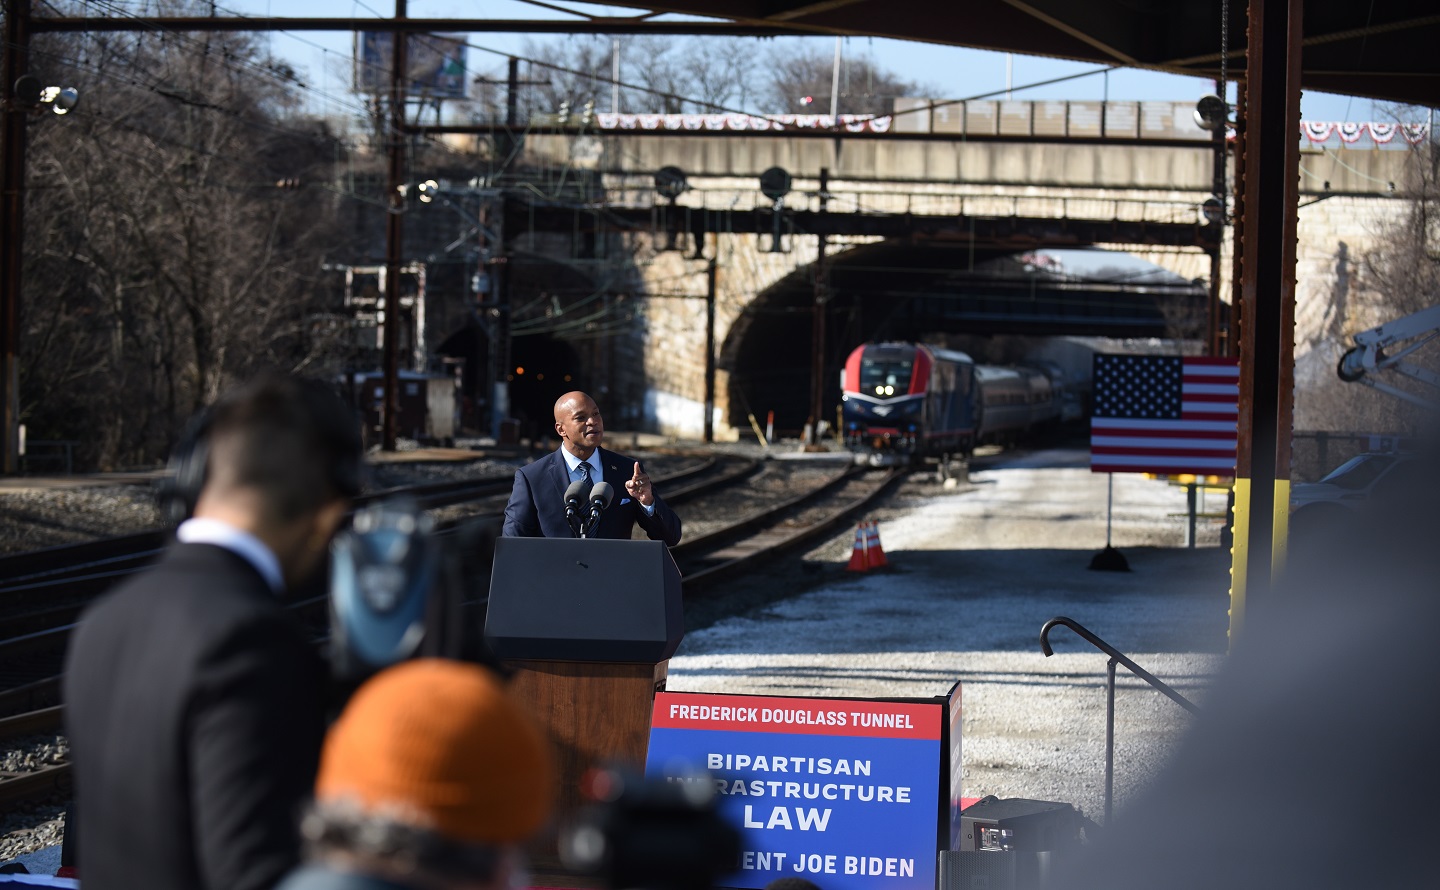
[13,76,80,115]
[654,166,687,200]
[758,167,792,201]
[759,167,792,254]
[275,178,302,189]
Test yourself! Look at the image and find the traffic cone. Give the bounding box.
[864,520,889,569]
[845,523,870,572]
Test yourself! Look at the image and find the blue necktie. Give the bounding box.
[578,460,592,486]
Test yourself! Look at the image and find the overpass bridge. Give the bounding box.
[421,104,1416,439]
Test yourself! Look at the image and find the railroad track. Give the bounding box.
[0,455,747,714]
[674,465,904,587]
[0,454,899,808]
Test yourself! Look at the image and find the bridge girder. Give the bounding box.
[505,204,1219,252]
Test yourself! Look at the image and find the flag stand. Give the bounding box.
[1185,481,1198,549]
[1089,473,1131,571]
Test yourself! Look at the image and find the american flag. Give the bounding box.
[1090,354,1239,476]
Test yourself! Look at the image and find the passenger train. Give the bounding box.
[840,342,1068,463]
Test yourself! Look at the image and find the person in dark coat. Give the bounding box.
[502,391,681,545]
[64,374,363,890]
[275,659,554,890]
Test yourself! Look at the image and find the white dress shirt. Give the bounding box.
[176,517,286,595]
[558,446,655,515]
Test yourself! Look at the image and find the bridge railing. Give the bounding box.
[600,181,1209,227]
[892,99,1212,142]
[537,100,1428,150]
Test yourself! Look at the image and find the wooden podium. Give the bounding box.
[485,537,684,872]
[505,659,667,815]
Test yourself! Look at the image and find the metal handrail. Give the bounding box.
[1039,616,1199,823]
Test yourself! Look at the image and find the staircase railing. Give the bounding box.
[1039,616,1200,823]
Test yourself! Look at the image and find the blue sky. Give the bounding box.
[217,0,1407,124]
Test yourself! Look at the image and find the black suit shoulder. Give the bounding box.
[66,543,325,890]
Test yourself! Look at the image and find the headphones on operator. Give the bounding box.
[155,377,366,528]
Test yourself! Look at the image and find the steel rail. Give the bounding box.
[677,466,905,588]
[0,453,744,718]
[0,754,70,806]
[0,704,63,739]
[0,762,71,806]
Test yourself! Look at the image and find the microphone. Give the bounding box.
[564,478,589,537]
[585,481,614,537]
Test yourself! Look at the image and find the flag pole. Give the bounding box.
[1090,472,1130,572]
[1106,472,1114,548]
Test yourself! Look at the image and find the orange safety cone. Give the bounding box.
[845,523,870,572]
[865,520,889,569]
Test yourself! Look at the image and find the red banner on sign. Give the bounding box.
[653,692,940,740]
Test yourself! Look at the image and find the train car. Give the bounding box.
[974,365,1057,444]
[841,342,978,463]
[1021,359,1083,424]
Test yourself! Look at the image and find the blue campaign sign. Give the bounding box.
[647,692,944,890]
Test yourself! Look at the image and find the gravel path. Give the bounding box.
[668,446,1232,823]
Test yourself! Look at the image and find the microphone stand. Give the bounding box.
[583,482,613,539]
[563,479,589,539]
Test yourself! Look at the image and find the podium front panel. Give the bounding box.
[485,536,683,663]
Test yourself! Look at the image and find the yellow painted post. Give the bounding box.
[1272,479,1290,582]
[1228,478,1251,645]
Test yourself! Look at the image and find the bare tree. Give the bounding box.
[20,16,350,469]
[519,35,765,115]
[1293,129,1440,436]
[762,45,922,116]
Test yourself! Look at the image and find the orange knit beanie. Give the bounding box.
[315,659,555,845]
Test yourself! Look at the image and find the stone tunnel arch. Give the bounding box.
[719,239,1208,434]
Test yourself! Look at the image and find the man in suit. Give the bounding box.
[502,391,681,545]
[64,374,363,890]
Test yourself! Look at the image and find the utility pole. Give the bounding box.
[809,167,830,442]
[1208,76,1228,357]
[829,37,841,119]
[489,198,510,441]
[1,0,32,473]
[485,58,525,442]
[381,0,408,451]
[704,256,717,443]
[611,38,620,113]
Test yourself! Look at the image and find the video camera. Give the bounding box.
[328,497,504,690]
[561,767,741,890]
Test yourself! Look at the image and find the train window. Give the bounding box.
[860,357,913,395]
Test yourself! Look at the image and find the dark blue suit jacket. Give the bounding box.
[501,446,682,545]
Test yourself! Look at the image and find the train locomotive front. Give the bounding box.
[841,342,977,464]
